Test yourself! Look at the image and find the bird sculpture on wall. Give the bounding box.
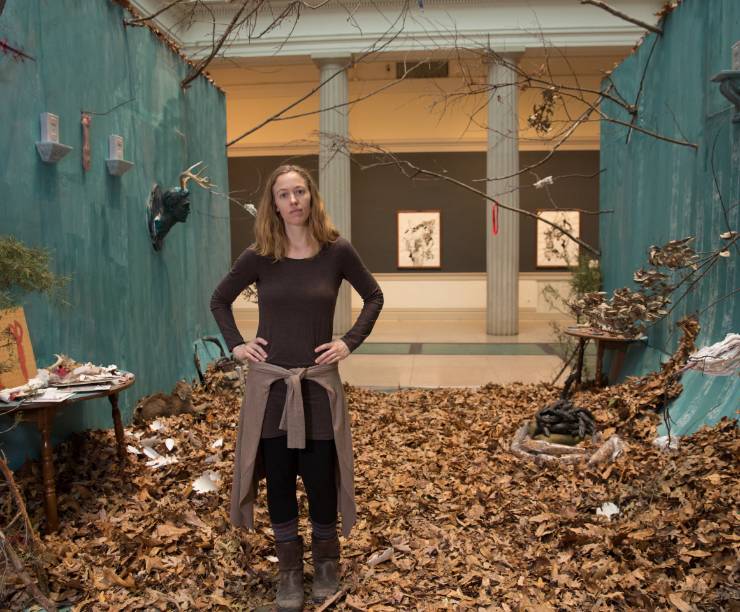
[147,162,215,251]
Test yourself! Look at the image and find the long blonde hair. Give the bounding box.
[252,165,339,260]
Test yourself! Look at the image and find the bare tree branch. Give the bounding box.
[226,2,410,147]
[124,0,187,27]
[595,107,698,149]
[580,0,663,35]
[0,529,56,612]
[0,456,39,549]
[181,0,259,89]
[625,34,659,143]
[331,134,601,256]
[271,58,431,123]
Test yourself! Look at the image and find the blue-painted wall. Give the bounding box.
[0,0,230,467]
[600,0,739,435]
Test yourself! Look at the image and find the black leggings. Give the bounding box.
[262,436,337,525]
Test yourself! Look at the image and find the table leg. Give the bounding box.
[108,393,126,463]
[595,341,605,387]
[575,339,587,385]
[608,341,630,384]
[37,408,59,532]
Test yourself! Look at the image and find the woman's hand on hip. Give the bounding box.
[314,339,350,365]
[234,338,268,363]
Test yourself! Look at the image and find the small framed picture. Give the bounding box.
[536,210,580,268]
[397,210,442,269]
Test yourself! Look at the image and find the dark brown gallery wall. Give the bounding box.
[228,155,320,263]
[351,152,487,272]
[227,151,600,272]
[518,151,601,271]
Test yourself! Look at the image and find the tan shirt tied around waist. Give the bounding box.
[230,361,357,536]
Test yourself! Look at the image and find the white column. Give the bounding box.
[314,54,352,335]
[486,52,522,336]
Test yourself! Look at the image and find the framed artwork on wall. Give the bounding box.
[536,210,580,268]
[397,210,442,268]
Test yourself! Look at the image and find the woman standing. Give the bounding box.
[210,165,383,610]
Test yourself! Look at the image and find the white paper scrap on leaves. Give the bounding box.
[204,454,220,465]
[266,555,279,563]
[165,438,175,451]
[192,471,221,494]
[126,445,141,456]
[150,420,165,432]
[211,438,224,449]
[653,436,679,451]
[144,446,178,468]
[368,547,394,567]
[596,502,619,520]
[143,446,161,460]
[146,456,178,469]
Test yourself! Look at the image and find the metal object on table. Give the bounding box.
[4,375,135,532]
[564,327,645,387]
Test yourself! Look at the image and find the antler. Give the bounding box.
[179,161,216,191]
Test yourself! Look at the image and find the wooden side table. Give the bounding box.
[564,328,644,386]
[4,376,135,532]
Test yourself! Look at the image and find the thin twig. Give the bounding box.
[698,287,740,317]
[580,0,663,35]
[596,108,698,149]
[124,0,186,26]
[0,456,39,549]
[341,136,600,255]
[181,0,256,89]
[271,58,430,123]
[0,529,56,612]
[0,39,35,61]
[710,127,740,257]
[80,97,135,117]
[626,34,659,144]
[551,344,579,386]
[226,3,409,147]
[316,588,347,611]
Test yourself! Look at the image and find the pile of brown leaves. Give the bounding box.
[1,368,737,610]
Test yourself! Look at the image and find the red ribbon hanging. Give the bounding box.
[491,201,499,235]
[81,113,92,172]
[7,321,29,381]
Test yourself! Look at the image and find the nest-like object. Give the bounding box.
[513,400,623,466]
[530,399,596,444]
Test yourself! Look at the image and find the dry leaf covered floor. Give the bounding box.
[2,376,738,611]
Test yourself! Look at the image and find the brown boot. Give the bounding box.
[311,536,340,603]
[275,537,304,611]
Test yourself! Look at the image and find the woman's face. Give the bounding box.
[273,171,311,227]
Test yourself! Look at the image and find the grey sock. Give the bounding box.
[272,517,299,543]
[311,519,337,541]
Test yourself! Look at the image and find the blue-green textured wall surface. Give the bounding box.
[600,0,739,436]
[0,0,230,468]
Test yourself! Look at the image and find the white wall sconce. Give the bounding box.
[106,134,134,176]
[35,112,73,163]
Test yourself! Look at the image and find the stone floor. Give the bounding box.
[234,314,575,389]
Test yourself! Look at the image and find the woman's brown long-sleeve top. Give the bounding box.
[210,237,383,439]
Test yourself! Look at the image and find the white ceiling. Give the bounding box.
[129,0,665,60]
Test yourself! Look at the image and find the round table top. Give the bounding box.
[564,326,646,343]
[3,374,136,412]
